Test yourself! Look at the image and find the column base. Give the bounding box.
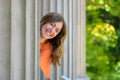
[77,75,90,80]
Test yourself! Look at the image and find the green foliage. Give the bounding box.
[86,0,120,16]
[86,0,120,80]
[91,23,118,48]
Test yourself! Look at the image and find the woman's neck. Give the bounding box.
[40,38,46,44]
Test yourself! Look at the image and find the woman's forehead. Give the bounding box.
[53,22,63,28]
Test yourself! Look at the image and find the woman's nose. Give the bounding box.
[50,28,55,36]
[51,28,56,33]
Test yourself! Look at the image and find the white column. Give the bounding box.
[11,0,39,80]
[63,0,69,77]
[35,0,41,80]
[25,0,36,80]
[68,0,73,79]
[11,0,26,80]
[0,0,39,80]
[76,0,90,80]
[0,0,11,80]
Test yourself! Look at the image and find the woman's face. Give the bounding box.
[41,22,63,40]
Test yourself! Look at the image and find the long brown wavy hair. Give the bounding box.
[40,12,67,67]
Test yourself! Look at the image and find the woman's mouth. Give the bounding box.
[47,30,50,36]
[46,29,53,37]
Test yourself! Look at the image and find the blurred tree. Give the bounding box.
[86,0,120,80]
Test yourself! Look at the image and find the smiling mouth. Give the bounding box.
[47,30,50,35]
[46,29,53,36]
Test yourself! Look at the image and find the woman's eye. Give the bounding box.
[56,29,59,33]
[56,29,58,32]
[50,23,54,27]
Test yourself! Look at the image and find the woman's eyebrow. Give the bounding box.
[52,22,61,31]
[53,22,56,27]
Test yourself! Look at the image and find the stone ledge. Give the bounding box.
[77,75,90,80]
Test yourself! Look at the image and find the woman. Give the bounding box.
[40,12,67,80]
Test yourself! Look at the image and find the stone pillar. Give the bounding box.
[0,0,40,80]
[76,0,90,80]
[11,0,26,79]
[0,0,11,80]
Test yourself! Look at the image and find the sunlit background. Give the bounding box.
[86,0,120,80]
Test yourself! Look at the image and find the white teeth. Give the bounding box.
[46,30,51,35]
[47,32,50,35]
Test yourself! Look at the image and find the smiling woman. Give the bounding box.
[40,12,67,80]
[41,22,63,40]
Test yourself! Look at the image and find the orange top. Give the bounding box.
[40,42,52,79]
